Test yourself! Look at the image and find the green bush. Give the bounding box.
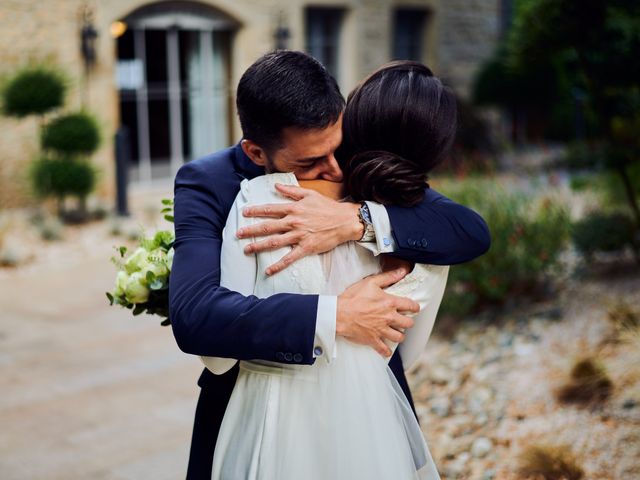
[436,178,571,316]
[572,211,637,258]
[2,66,65,117]
[41,112,100,155]
[29,157,97,199]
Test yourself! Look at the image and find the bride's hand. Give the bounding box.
[237,183,363,275]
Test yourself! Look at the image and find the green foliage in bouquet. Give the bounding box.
[106,198,175,326]
[41,112,101,156]
[437,178,570,316]
[1,65,66,117]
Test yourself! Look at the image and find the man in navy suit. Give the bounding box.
[169,51,490,479]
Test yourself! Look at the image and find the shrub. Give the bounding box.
[437,178,570,315]
[41,112,100,155]
[517,443,584,480]
[571,211,637,258]
[29,157,97,200]
[2,66,65,117]
[556,356,613,405]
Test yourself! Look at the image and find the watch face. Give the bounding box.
[359,204,372,224]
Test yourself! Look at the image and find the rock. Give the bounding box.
[468,386,493,414]
[444,452,470,479]
[471,436,492,458]
[452,395,467,415]
[623,399,637,410]
[475,413,489,426]
[482,468,497,480]
[498,332,514,348]
[431,397,451,417]
[429,365,451,385]
[513,338,535,356]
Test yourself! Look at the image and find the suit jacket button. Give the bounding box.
[314,346,324,356]
[275,352,285,361]
[284,352,293,361]
[293,353,303,362]
[421,238,428,248]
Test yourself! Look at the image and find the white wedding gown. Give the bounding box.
[203,173,448,480]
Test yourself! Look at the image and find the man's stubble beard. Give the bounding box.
[264,154,278,173]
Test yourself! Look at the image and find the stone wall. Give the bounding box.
[0,0,495,209]
[437,0,501,98]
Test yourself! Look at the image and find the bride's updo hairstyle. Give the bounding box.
[338,61,457,207]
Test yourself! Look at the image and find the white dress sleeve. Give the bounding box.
[383,264,449,372]
[200,179,258,375]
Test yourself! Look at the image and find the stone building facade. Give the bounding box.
[0,0,501,209]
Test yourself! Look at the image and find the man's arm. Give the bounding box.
[239,183,490,274]
[169,161,319,362]
[375,187,491,265]
[169,161,417,360]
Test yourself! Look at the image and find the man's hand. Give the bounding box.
[336,267,419,357]
[237,183,364,275]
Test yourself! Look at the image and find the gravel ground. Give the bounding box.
[409,263,640,479]
[1,189,638,479]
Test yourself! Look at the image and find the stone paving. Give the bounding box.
[0,186,203,480]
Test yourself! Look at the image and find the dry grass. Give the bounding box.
[516,443,584,480]
[607,298,640,332]
[555,355,613,405]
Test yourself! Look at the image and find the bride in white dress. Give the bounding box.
[203,60,457,479]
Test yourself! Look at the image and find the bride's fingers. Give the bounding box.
[244,231,303,255]
[265,243,307,276]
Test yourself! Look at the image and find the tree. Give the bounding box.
[508,0,640,226]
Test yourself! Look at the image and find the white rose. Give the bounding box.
[166,247,174,271]
[124,247,148,275]
[124,271,150,304]
[114,270,129,297]
[144,248,169,278]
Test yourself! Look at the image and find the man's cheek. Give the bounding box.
[292,169,316,180]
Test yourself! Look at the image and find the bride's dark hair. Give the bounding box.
[338,61,457,207]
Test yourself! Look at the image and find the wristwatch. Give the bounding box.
[357,202,376,242]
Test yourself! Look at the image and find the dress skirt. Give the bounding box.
[211,338,441,480]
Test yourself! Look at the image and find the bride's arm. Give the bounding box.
[200,181,258,374]
[381,259,449,372]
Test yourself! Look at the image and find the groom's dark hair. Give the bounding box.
[236,50,345,153]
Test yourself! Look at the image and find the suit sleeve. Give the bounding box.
[384,188,491,265]
[168,161,318,363]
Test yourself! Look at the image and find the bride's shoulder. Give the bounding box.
[239,172,298,204]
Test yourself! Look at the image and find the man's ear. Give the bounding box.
[241,139,268,167]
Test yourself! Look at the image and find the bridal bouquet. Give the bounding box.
[106,199,174,326]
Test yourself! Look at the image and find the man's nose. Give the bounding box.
[321,155,343,181]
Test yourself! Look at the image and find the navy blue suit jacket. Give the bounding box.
[169,143,490,382]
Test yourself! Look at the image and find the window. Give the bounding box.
[116,4,235,183]
[305,7,344,81]
[393,8,429,61]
